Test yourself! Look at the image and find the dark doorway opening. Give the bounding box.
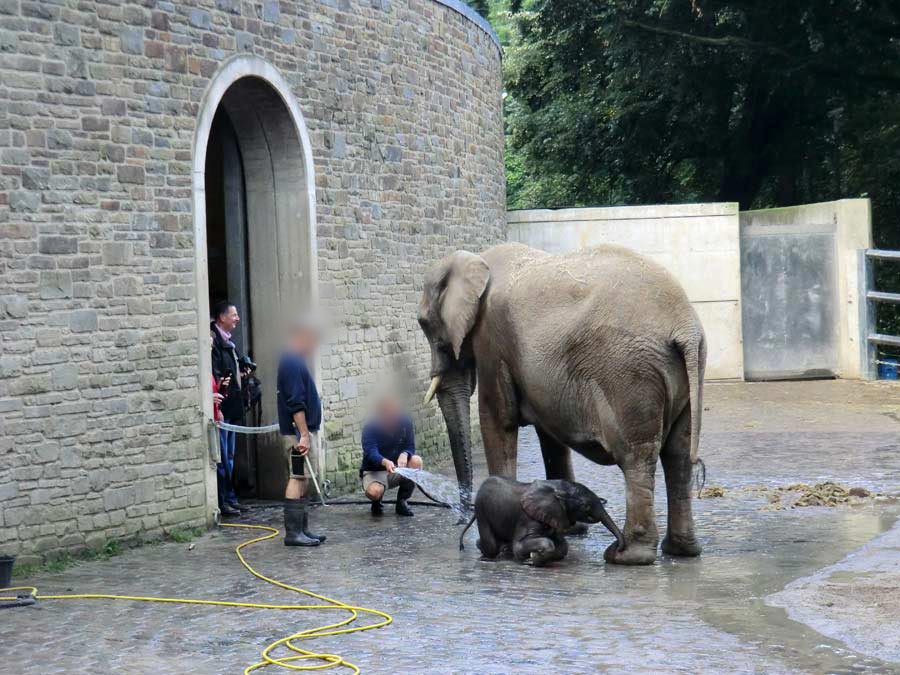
[205,109,259,498]
[200,74,316,501]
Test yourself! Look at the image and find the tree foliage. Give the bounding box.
[501,0,900,340]
[466,0,491,19]
[505,0,900,216]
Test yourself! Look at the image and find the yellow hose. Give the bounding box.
[0,523,392,674]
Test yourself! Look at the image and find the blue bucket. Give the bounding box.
[878,358,899,380]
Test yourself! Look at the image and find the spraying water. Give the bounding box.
[393,468,468,519]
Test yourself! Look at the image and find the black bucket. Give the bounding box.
[0,555,15,589]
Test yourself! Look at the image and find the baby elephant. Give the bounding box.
[459,477,625,566]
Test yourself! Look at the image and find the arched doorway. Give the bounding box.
[193,57,318,511]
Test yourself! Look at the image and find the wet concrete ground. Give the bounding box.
[3,380,900,674]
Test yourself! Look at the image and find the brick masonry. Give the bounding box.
[0,0,505,561]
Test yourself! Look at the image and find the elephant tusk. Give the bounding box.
[423,375,442,404]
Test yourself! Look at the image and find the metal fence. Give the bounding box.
[861,248,900,378]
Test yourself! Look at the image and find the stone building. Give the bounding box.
[0,0,505,562]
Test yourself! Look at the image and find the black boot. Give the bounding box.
[396,479,415,517]
[370,500,384,516]
[300,498,326,543]
[284,500,320,547]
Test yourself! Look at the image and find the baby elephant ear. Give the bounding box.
[521,481,570,532]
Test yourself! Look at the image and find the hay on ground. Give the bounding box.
[758,482,879,510]
[699,486,726,498]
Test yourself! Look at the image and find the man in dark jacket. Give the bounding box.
[210,300,246,517]
[276,318,326,547]
[361,393,423,517]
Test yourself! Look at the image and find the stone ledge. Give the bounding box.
[430,0,501,54]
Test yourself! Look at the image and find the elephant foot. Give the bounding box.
[661,534,701,557]
[604,540,657,566]
[565,523,589,537]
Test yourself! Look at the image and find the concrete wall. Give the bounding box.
[739,199,872,380]
[0,0,505,561]
[507,204,744,379]
[507,200,872,384]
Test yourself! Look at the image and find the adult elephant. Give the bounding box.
[417,243,706,565]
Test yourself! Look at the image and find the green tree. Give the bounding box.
[505,0,900,211]
[841,96,900,340]
[466,0,491,18]
[503,0,900,342]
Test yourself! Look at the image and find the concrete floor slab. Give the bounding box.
[3,380,899,674]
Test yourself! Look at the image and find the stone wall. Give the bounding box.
[0,0,505,562]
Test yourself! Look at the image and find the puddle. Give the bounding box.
[766,519,900,666]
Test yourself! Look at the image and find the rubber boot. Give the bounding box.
[284,500,320,547]
[396,478,415,517]
[300,498,326,543]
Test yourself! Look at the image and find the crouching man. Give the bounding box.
[276,318,327,547]
[361,393,423,517]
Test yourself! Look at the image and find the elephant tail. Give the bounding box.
[458,514,477,550]
[674,330,706,467]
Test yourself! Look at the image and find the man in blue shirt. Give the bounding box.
[361,392,423,517]
[277,318,326,547]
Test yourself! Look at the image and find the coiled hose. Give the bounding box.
[0,523,392,674]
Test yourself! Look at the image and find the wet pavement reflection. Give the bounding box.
[3,381,899,674]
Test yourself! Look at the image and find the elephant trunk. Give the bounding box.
[435,369,474,509]
[594,502,626,552]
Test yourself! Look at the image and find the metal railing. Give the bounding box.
[861,249,900,378]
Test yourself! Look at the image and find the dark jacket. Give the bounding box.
[360,416,416,475]
[277,352,321,436]
[210,322,243,422]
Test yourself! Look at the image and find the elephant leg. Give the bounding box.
[604,444,659,565]
[479,403,518,478]
[536,427,575,481]
[478,360,519,478]
[660,407,701,557]
[536,428,588,536]
[547,534,568,563]
[476,519,501,559]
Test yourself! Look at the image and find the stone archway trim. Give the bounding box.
[191,56,319,517]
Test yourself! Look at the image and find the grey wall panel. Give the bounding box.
[741,233,839,380]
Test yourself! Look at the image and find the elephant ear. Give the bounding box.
[439,251,490,359]
[521,481,570,532]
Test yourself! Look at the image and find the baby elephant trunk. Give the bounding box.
[590,500,626,552]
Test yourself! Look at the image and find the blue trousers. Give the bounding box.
[217,428,237,506]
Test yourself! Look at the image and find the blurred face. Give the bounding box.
[376,395,402,426]
[290,326,320,357]
[217,305,240,332]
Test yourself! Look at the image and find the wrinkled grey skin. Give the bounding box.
[459,476,626,567]
[418,243,706,565]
